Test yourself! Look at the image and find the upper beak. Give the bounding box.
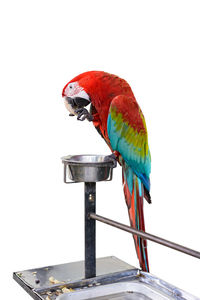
[66,97,90,108]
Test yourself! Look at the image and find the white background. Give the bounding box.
[1,0,200,298]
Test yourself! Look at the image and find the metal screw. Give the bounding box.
[89,194,93,201]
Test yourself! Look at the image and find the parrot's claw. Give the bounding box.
[69,113,75,116]
[75,108,94,122]
[105,153,118,168]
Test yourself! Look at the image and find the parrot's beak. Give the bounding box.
[64,96,90,116]
[67,97,90,108]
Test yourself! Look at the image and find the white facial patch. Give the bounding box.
[63,81,90,116]
[63,81,88,98]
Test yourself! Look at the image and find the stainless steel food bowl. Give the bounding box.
[61,155,116,183]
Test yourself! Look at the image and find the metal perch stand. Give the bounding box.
[13,154,200,300]
[62,154,115,278]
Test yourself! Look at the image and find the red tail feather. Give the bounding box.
[122,163,149,272]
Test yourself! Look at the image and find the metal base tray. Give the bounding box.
[13,256,199,300]
[58,281,174,300]
[57,274,199,300]
[57,281,174,300]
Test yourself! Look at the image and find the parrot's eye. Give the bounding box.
[69,85,73,89]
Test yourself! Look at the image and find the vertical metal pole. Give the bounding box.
[84,182,96,278]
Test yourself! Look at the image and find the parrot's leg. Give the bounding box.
[75,108,94,122]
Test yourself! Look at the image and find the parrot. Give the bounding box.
[62,71,151,272]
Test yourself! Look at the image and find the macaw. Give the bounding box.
[62,71,151,272]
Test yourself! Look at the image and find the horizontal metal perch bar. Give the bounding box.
[89,213,200,259]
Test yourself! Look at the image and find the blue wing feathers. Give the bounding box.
[107,113,151,192]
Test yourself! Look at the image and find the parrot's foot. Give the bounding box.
[75,108,94,121]
[105,153,118,168]
[69,113,75,116]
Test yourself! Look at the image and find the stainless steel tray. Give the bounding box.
[57,281,173,300]
[13,257,199,300]
[57,275,199,300]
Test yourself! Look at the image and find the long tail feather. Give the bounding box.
[122,160,149,272]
